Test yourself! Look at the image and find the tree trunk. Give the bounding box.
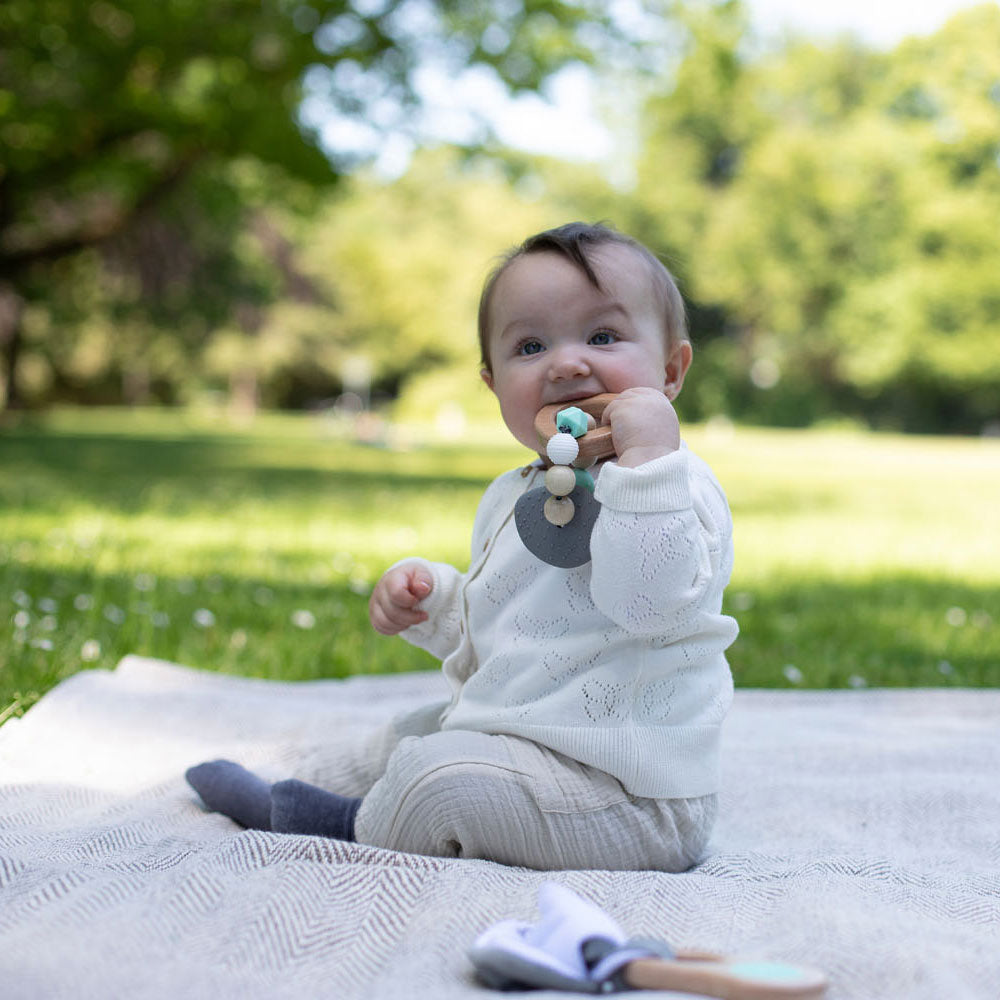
[0,283,25,411]
[229,366,259,423]
[123,363,152,406]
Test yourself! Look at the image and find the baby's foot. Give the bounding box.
[185,760,273,830]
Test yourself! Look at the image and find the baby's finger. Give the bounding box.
[369,579,403,624]
[384,569,423,609]
[600,395,624,426]
[371,602,428,636]
[407,568,433,601]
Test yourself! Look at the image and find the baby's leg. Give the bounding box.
[186,761,361,838]
[289,699,450,798]
[185,701,450,836]
[354,730,716,871]
[269,779,360,838]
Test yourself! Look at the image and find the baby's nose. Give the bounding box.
[547,345,591,379]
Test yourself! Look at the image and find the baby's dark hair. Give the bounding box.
[477,221,688,372]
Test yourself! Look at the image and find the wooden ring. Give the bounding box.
[534,393,618,462]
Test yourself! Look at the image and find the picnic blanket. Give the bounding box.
[1,656,997,1000]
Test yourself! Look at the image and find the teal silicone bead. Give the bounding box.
[574,468,596,493]
[555,406,590,438]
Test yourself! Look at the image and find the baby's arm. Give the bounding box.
[601,387,681,468]
[369,558,464,660]
[368,467,518,658]
[590,450,734,639]
[369,564,433,635]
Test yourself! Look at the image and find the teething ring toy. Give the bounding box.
[515,393,619,568]
[534,393,618,464]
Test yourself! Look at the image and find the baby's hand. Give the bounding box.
[602,387,681,468]
[369,564,433,635]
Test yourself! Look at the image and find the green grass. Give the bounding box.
[2,408,998,724]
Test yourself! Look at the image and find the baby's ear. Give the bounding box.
[480,368,495,392]
[664,341,693,401]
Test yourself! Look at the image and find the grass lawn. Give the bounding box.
[2,407,998,725]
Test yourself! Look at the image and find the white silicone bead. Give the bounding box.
[544,465,577,497]
[546,432,579,466]
[543,495,575,526]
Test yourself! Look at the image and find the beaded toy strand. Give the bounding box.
[541,406,597,527]
[514,394,618,567]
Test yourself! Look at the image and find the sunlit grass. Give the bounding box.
[686,421,1000,689]
[2,408,998,724]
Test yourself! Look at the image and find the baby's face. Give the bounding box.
[481,245,685,455]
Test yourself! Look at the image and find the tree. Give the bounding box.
[293,147,559,389]
[829,5,1000,430]
[0,0,633,411]
[632,3,1000,430]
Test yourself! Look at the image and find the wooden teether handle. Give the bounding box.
[534,393,618,462]
[624,954,829,1000]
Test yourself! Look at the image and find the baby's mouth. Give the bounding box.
[545,389,603,407]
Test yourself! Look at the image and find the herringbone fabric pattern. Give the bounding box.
[1,656,998,999]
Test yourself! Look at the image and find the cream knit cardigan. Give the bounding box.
[394,444,738,799]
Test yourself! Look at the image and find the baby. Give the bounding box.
[187,222,738,871]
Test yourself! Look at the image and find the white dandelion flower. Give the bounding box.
[291,609,316,630]
[193,608,216,628]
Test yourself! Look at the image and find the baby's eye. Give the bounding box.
[589,330,617,346]
[517,339,545,356]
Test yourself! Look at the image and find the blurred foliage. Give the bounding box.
[2,1,999,432]
[633,2,1000,432]
[0,0,634,408]
[296,152,557,384]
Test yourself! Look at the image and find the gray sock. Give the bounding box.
[270,779,361,841]
[185,760,273,831]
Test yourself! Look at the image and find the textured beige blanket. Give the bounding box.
[1,656,997,999]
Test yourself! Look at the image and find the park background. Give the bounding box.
[2,0,998,724]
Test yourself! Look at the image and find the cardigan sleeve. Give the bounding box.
[391,466,530,664]
[589,447,735,640]
[391,557,465,662]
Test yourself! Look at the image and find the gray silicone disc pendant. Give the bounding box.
[514,484,601,568]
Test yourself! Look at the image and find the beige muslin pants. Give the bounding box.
[310,700,716,872]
